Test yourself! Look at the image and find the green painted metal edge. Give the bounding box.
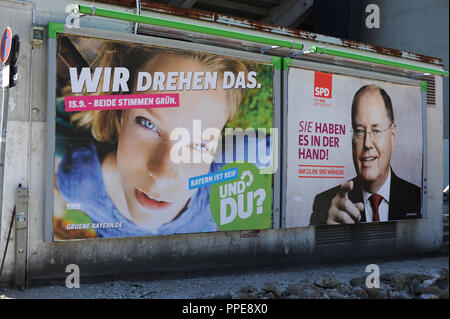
[271,57,292,70]
[77,5,304,51]
[327,48,446,76]
[283,57,292,70]
[48,22,64,39]
[271,56,282,70]
[421,81,427,92]
[310,46,325,54]
[312,46,448,77]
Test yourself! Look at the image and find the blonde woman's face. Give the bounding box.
[116,56,228,231]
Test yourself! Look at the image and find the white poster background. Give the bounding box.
[286,68,423,227]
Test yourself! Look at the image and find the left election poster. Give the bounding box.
[53,34,274,240]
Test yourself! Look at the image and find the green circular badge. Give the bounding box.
[210,162,272,231]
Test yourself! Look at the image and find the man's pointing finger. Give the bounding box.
[338,180,354,198]
[338,199,362,222]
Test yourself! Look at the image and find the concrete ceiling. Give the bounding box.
[168,0,314,29]
[97,0,315,31]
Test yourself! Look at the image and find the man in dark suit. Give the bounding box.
[310,85,422,225]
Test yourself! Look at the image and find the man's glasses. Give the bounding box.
[352,122,394,141]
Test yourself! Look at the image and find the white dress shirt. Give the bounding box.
[362,169,391,222]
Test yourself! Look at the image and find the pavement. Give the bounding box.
[0,251,448,299]
[1,200,448,300]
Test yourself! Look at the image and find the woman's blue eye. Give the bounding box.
[136,116,159,134]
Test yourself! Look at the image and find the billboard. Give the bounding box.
[286,67,424,227]
[53,34,275,240]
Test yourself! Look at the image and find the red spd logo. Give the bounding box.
[314,72,333,99]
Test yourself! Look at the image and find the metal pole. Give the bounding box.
[14,185,28,288]
[0,85,10,237]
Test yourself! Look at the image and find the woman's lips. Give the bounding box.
[135,188,172,210]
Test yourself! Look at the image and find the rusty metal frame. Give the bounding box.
[95,0,444,67]
[72,4,447,79]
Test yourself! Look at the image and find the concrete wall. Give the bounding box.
[361,0,449,138]
[0,0,445,287]
[360,0,449,189]
[444,141,449,189]
[0,0,132,286]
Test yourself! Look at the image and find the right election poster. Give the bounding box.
[286,68,424,227]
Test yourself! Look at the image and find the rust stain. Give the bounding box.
[95,0,442,66]
[142,1,216,22]
[341,39,442,65]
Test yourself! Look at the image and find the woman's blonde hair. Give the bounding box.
[70,40,249,143]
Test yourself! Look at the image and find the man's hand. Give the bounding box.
[326,180,364,224]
